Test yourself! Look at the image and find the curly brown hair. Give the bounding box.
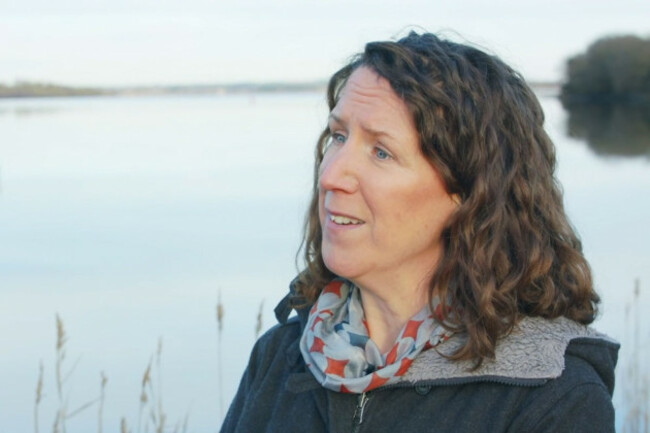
[295,31,599,363]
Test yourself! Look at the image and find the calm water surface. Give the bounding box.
[1,93,648,432]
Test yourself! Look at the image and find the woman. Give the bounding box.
[221,32,619,432]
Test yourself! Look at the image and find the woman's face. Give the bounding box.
[319,66,458,294]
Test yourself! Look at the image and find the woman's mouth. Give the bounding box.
[328,214,364,225]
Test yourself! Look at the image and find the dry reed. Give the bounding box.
[32,293,283,432]
[120,417,130,433]
[136,338,174,433]
[216,288,225,424]
[156,338,163,430]
[34,360,43,433]
[255,300,264,339]
[98,372,107,433]
[138,357,152,433]
[154,338,166,433]
[51,315,100,432]
[37,313,197,433]
[623,279,650,433]
[55,314,67,433]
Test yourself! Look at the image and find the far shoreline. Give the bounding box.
[0,81,327,99]
[1,81,561,99]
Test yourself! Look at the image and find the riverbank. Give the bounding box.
[0,81,327,98]
[0,82,110,98]
[1,80,559,98]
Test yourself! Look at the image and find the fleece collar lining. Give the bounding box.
[401,316,616,383]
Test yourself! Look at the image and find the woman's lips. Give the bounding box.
[328,213,364,225]
[325,211,365,229]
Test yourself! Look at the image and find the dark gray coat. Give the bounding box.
[221,291,619,433]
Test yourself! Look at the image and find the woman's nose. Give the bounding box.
[318,139,359,193]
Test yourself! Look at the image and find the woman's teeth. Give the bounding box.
[329,214,363,225]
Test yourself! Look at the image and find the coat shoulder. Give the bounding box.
[247,316,303,379]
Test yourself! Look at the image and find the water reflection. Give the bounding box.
[0,104,65,117]
[563,102,650,158]
[1,93,648,432]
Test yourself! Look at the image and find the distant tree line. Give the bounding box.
[0,80,327,98]
[561,35,650,104]
[0,81,107,98]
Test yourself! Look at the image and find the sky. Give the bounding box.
[1,0,649,87]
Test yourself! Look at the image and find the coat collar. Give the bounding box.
[401,316,618,385]
[276,281,619,388]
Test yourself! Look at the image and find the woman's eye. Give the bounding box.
[331,133,346,144]
[325,132,346,151]
[375,147,391,160]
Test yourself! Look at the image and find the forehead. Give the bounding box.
[332,67,415,130]
[340,67,394,99]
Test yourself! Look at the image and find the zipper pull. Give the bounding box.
[353,392,370,426]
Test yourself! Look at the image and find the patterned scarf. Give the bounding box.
[300,279,453,393]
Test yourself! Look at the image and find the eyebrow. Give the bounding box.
[328,113,397,141]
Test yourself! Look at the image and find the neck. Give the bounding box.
[358,282,429,353]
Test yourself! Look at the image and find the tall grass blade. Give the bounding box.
[34,360,43,433]
[98,372,107,433]
[255,300,265,339]
[216,288,225,424]
[623,279,649,433]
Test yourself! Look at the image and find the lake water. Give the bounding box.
[1,92,648,432]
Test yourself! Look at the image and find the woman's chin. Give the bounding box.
[323,256,362,283]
